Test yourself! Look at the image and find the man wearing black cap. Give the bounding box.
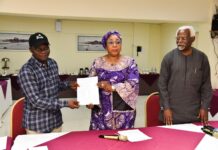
[18,32,79,134]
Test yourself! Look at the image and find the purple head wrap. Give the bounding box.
[101,31,122,49]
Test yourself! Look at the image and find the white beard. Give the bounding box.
[178,46,185,51]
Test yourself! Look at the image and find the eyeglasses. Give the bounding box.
[107,40,122,46]
[34,47,50,52]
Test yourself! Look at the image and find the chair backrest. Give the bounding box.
[10,97,26,140]
[145,92,162,127]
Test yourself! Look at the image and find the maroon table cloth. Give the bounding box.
[38,126,204,150]
[0,80,7,99]
[210,90,218,117]
[6,136,12,150]
[194,121,218,128]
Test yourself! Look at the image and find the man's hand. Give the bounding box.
[68,100,79,109]
[164,108,173,125]
[70,81,79,90]
[198,108,208,125]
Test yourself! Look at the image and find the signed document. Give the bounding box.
[77,76,100,105]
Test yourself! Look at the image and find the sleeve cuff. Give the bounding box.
[59,100,68,108]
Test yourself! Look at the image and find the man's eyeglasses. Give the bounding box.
[34,47,50,52]
[107,41,122,46]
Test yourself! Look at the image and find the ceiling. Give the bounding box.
[0,0,214,23]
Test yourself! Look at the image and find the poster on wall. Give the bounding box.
[0,33,31,50]
[77,35,105,51]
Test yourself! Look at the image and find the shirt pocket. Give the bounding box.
[190,68,202,87]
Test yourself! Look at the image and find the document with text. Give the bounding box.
[77,76,99,105]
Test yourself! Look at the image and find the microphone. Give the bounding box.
[99,134,128,141]
[201,125,218,138]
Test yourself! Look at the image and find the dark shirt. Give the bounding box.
[18,57,69,132]
[158,48,212,124]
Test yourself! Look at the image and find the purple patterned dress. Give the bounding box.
[89,56,139,130]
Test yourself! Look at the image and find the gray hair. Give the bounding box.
[176,26,196,37]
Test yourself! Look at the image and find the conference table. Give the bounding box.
[11,121,218,150]
[6,137,12,150]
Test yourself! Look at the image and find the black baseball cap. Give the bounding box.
[29,32,49,48]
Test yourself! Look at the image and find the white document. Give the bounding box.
[0,136,7,150]
[28,146,48,150]
[118,129,151,142]
[159,123,203,133]
[195,134,218,150]
[12,132,67,150]
[77,76,99,105]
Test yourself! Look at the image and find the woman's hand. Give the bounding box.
[97,81,114,92]
[86,103,94,109]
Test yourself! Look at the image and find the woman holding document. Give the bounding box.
[87,30,139,130]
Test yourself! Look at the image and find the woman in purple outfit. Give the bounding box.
[87,31,139,130]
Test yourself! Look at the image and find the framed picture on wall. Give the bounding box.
[77,35,105,51]
[0,32,31,50]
